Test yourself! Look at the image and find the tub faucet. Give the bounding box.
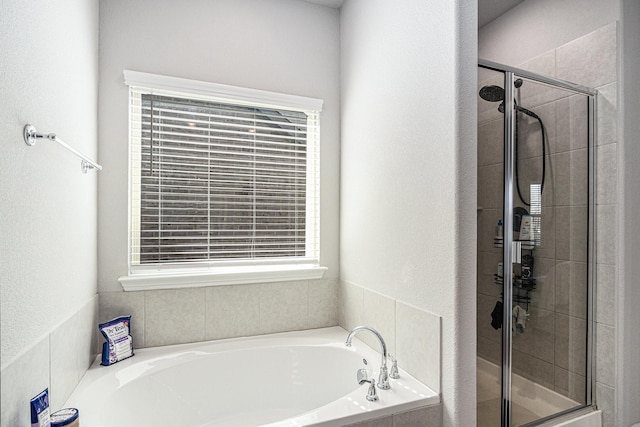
[345,326,390,390]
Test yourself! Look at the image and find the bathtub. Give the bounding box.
[65,327,439,426]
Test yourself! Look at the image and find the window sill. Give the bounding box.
[118,264,328,291]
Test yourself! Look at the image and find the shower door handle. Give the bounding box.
[512,241,522,264]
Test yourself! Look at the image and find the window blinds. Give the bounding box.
[129,88,320,269]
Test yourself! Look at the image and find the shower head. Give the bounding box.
[479,85,505,103]
[479,80,539,118]
[478,79,524,103]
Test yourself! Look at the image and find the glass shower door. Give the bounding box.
[477,66,506,426]
[478,62,595,427]
[506,73,592,426]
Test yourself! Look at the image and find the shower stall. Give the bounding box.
[477,60,596,426]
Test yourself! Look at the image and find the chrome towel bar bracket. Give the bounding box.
[23,124,102,173]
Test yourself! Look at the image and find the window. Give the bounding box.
[120,71,325,290]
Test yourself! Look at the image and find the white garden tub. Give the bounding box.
[66,327,438,426]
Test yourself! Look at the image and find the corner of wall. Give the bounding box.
[616,1,640,424]
[0,295,99,426]
[338,280,442,394]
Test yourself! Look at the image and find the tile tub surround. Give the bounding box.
[67,327,440,427]
[98,278,339,350]
[344,404,443,427]
[0,295,98,427]
[338,280,442,394]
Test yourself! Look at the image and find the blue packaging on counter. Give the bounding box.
[99,315,134,366]
[30,388,51,427]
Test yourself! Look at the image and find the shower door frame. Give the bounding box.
[478,59,598,427]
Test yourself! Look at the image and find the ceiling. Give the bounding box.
[478,0,525,27]
[301,0,525,28]
[301,0,344,8]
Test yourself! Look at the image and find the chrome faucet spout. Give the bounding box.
[345,326,390,389]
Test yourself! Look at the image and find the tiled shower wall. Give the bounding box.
[477,22,617,425]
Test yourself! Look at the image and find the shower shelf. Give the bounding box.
[493,237,535,250]
[493,240,536,314]
[494,274,536,291]
[500,292,532,305]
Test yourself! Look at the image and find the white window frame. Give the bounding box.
[119,70,326,291]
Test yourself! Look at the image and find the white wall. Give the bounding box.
[340,0,477,425]
[618,1,640,425]
[0,0,99,423]
[0,0,99,369]
[479,0,619,65]
[98,0,341,292]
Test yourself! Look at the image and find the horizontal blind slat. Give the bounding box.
[130,88,320,266]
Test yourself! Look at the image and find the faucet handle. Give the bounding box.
[388,354,400,379]
[366,378,378,401]
[356,369,378,402]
